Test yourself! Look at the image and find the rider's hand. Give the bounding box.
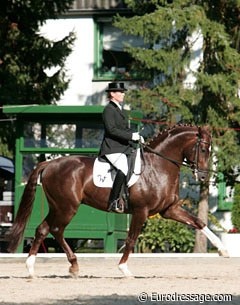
[132,132,141,141]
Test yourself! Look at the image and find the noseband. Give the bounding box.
[142,132,211,174]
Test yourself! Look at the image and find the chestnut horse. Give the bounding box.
[6,125,228,277]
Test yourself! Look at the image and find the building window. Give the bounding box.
[94,20,146,80]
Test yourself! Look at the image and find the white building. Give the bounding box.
[40,0,141,106]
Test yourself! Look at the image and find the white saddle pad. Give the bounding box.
[93,149,141,188]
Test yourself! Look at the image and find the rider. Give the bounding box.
[99,82,143,213]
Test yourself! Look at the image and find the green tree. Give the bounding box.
[0,0,75,155]
[115,0,240,251]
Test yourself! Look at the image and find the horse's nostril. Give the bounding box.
[199,174,207,181]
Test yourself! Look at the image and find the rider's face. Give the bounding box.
[110,91,125,103]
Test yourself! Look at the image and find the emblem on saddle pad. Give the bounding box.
[93,149,141,188]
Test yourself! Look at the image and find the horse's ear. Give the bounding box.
[198,125,212,138]
[198,125,211,132]
[203,125,211,133]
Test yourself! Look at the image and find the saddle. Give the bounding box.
[93,148,141,189]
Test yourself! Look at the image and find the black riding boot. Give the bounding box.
[108,170,126,213]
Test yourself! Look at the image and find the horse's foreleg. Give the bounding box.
[161,205,229,257]
[26,220,50,277]
[200,226,229,257]
[119,210,148,277]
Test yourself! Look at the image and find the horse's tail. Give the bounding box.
[6,161,48,253]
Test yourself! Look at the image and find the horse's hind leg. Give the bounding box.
[46,211,79,277]
[26,220,50,277]
[26,214,79,278]
[161,202,229,257]
[50,228,79,277]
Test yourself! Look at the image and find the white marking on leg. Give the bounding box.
[26,255,36,277]
[201,226,229,257]
[118,263,134,277]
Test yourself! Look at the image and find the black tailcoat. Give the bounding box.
[99,101,134,156]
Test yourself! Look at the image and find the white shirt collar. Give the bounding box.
[111,100,122,110]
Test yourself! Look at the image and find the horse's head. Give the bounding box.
[144,124,212,182]
[184,126,212,182]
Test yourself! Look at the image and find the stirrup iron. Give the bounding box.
[108,199,124,213]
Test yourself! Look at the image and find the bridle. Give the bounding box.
[141,132,211,175]
[187,136,211,175]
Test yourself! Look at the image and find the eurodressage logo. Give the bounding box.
[137,292,233,303]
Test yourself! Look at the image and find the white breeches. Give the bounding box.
[105,153,128,176]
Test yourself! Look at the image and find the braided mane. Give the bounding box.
[146,124,196,149]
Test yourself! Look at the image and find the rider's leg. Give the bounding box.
[105,153,128,213]
[108,169,126,212]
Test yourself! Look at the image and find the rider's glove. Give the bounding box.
[132,132,141,141]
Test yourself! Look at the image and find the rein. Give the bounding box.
[141,143,182,168]
[140,135,211,174]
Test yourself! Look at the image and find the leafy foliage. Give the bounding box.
[137,214,195,253]
[0,0,75,155]
[0,0,75,105]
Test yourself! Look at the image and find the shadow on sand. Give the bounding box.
[1,294,239,305]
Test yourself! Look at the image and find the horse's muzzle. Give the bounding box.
[193,169,209,182]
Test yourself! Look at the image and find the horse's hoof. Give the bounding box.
[69,272,78,279]
[118,263,134,278]
[218,249,230,258]
[26,255,36,278]
[69,266,79,278]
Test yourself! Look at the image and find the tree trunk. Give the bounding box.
[193,182,209,253]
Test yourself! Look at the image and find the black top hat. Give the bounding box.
[105,82,128,92]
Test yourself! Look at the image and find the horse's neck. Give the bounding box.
[146,129,196,169]
[148,134,181,156]
[150,129,195,153]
